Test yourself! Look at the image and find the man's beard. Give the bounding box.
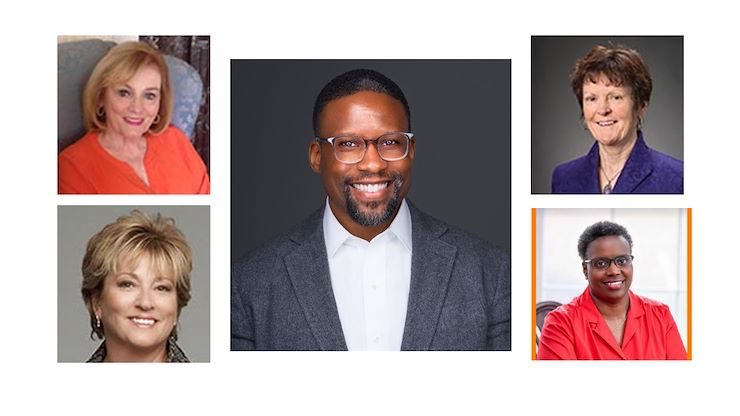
[343,173,404,227]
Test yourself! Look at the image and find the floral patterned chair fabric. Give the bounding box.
[57,39,203,153]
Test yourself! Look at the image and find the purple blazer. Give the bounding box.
[551,133,683,194]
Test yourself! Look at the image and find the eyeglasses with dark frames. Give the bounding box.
[583,255,634,270]
[315,132,414,164]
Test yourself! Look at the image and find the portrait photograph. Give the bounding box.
[231,60,511,351]
[58,205,210,362]
[5,0,738,413]
[531,36,683,194]
[57,35,211,194]
[533,208,690,360]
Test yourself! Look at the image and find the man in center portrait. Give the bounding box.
[231,60,511,351]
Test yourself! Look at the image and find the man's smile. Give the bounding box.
[351,181,389,193]
[349,179,393,201]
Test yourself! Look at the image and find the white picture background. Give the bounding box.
[1,1,734,415]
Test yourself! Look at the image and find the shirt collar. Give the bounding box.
[322,198,413,257]
[579,287,645,324]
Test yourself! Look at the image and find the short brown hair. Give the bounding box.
[82,41,172,135]
[570,44,652,114]
[81,210,192,339]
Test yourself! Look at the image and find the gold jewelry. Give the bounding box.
[96,107,105,118]
[152,114,161,124]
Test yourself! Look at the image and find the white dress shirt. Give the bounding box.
[322,198,413,351]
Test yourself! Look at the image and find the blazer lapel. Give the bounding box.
[401,205,457,350]
[572,143,601,193]
[614,133,654,193]
[283,209,348,351]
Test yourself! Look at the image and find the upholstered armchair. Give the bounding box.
[57,39,203,153]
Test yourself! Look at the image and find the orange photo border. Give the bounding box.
[531,208,693,360]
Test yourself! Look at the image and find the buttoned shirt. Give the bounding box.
[322,199,413,351]
[538,288,687,360]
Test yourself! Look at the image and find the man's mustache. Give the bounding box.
[343,172,400,185]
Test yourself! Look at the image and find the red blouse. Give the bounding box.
[58,126,210,194]
[538,288,687,360]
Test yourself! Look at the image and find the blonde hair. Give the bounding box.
[82,41,172,135]
[81,210,192,339]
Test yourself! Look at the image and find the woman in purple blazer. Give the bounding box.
[551,45,683,194]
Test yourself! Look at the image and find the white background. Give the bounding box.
[1,0,732,414]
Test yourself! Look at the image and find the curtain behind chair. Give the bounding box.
[141,36,210,172]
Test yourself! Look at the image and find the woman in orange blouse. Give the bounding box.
[538,221,686,360]
[58,42,209,194]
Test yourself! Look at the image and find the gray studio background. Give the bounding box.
[531,36,683,194]
[58,206,210,362]
[231,60,511,261]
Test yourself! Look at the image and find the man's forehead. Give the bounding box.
[321,91,406,119]
[324,90,403,109]
[319,91,408,127]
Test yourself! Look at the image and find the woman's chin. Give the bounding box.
[591,130,638,149]
[595,137,627,148]
[118,338,168,354]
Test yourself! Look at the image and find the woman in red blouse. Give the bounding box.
[58,42,209,194]
[538,221,686,360]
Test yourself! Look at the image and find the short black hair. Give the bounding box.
[577,221,633,260]
[312,68,411,136]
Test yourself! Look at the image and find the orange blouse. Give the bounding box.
[58,126,210,194]
[538,288,687,360]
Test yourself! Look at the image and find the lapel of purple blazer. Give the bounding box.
[613,132,654,193]
[578,143,602,193]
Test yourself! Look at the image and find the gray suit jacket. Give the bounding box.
[231,203,510,350]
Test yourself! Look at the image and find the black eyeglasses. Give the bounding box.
[316,132,414,164]
[583,255,634,270]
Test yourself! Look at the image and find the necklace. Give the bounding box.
[600,165,622,194]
